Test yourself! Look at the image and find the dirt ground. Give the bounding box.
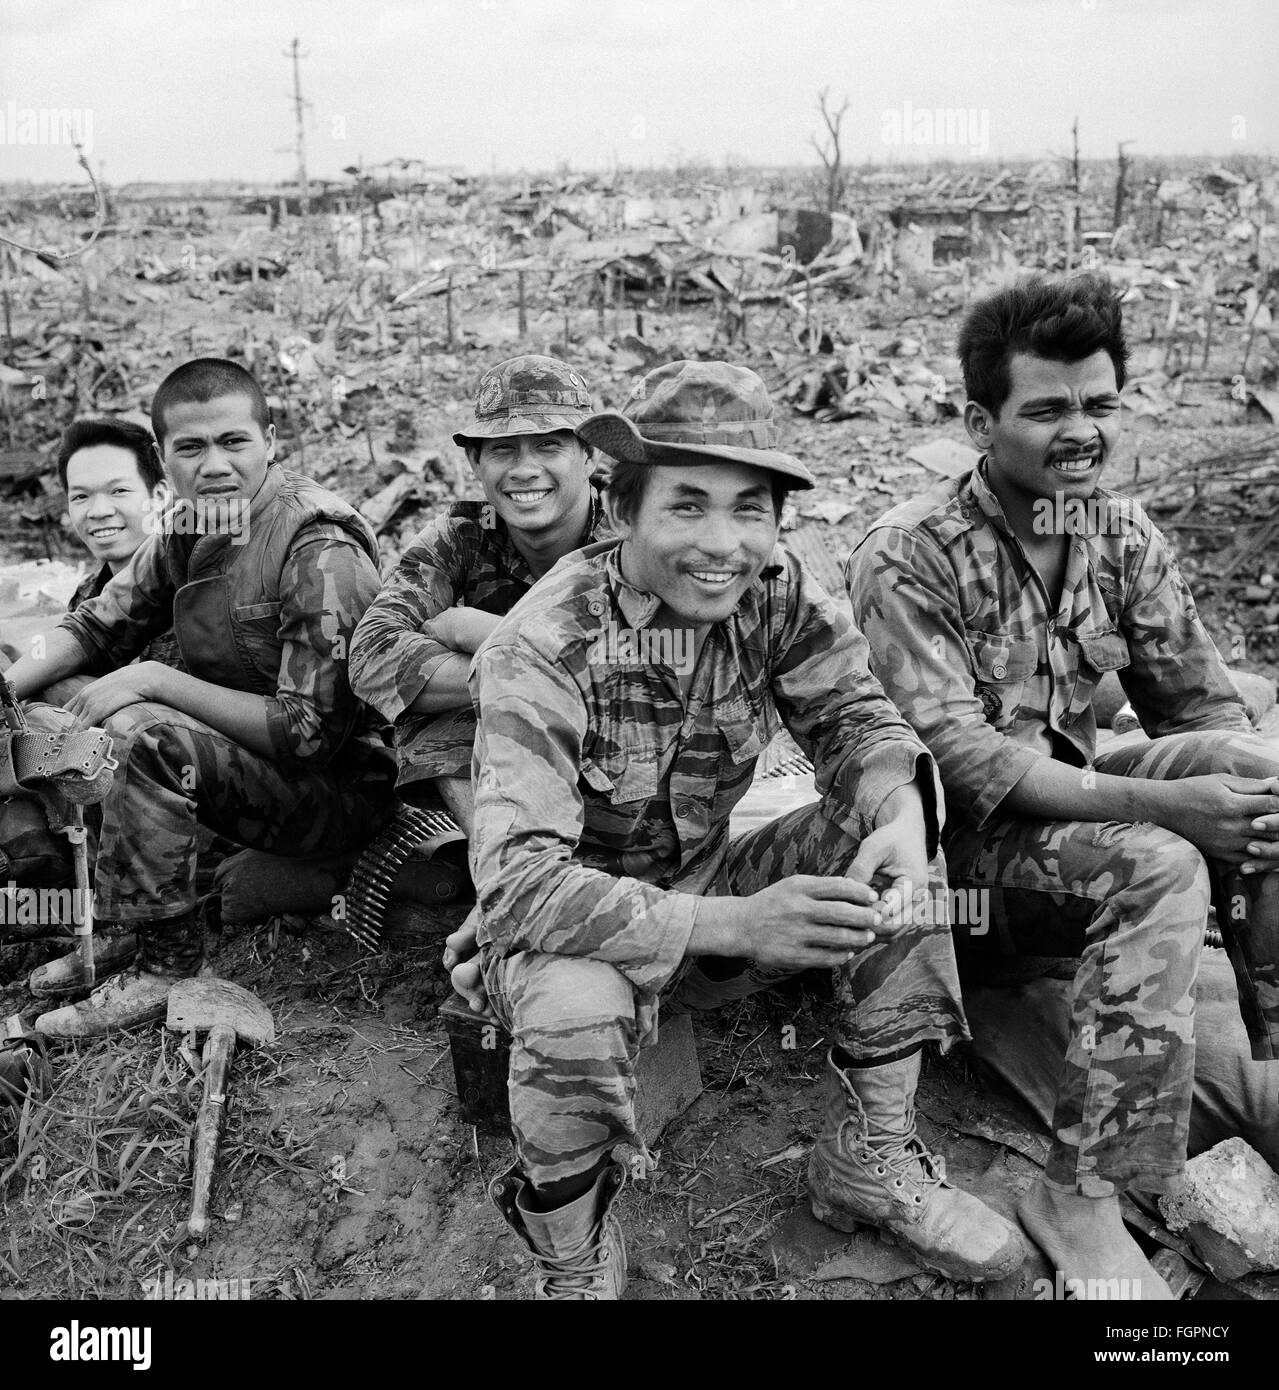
[0,915,1054,1303]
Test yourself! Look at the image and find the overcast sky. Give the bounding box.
[1,0,1275,184]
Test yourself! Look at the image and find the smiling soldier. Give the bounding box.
[350,354,610,938]
[5,358,396,1033]
[464,359,1025,1299]
[59,418,170,594]
[350,355,609,834]
[54,418,178,671]
[846,274,1279,1298]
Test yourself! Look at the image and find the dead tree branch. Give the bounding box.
[0,140,106,262]
[810,88,850,213]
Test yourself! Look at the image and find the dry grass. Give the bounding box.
[0,962,313,1299]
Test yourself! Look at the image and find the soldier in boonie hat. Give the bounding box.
[348,352,611,914]
[464,356,1026,1298]
[576,359,815,489]
[452,354,595,447]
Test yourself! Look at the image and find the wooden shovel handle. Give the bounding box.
[188,1024,236,1238]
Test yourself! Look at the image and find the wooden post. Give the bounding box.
[416,306,425,384]
[1162,291,1180,373]
[614,267,624,338]
[598,270,607,334]
[446,271,455,348]
[1,249,12,364]
[1071,116,1082,245]
[517,271,527,337]
[804,268,813,351]
[1113,141,1134,232]
[1201,272,1217,371]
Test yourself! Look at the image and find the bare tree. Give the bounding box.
[811,88,850,212]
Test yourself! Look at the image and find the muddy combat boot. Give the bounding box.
[33,914,203,1040]
[808,1048,1026,1282]
[28,929,138,999]
[489,1161,627,1300]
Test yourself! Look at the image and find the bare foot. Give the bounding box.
[1018,1178,1173,1300]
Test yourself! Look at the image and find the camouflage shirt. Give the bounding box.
[845,459,1249,834]
[349,486,611,782]
[60,470,388,774]
[470,539,941,995]
[69,562,182,671]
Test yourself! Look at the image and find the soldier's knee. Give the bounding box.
[504,953,636,1035]
[1122,825,1211,914]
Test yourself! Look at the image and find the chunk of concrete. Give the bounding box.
[633,1012,703,1146]
[1158,1138,1279,1279]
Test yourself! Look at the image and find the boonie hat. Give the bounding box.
[576,360,815,490]
[452,355,594,447]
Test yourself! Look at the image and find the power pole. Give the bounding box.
[285,37,310,212]
[1114,140,1135,232]
[1071,116,1081,238]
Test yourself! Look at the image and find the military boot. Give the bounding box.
[808,1048,1026,1282]
[34,913,203,1040]
[489,1161,627,1300]
[28,929,138,999]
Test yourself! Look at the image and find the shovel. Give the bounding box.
[166,978,275,1238]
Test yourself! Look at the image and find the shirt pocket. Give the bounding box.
[965,628,1037,729]
[580,743,661,842]
[1071,628,1131,722]
[712,715,774,823]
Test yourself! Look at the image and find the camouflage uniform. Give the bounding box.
[69,563,181,671]
[59,465,397,930]
[471,539,967,1188]
[349,487,610,791]
[847,459,1279,1196]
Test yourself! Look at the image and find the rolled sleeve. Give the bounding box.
[772,554,944,853]
[349,517,469,723]
[266,528,382,769]
[470,634,698,995]
[846,528,1041,830]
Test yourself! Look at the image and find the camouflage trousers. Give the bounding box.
[946,728,1279,1197]
[481,799,969,1189]
[92,702,396,930]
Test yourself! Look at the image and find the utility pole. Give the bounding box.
[1114,140,1135,232]
[1071,117,1082,239]
[285,37,310,212]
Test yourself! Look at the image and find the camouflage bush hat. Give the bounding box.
[576,360,815,489]
[452,355,594,447]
